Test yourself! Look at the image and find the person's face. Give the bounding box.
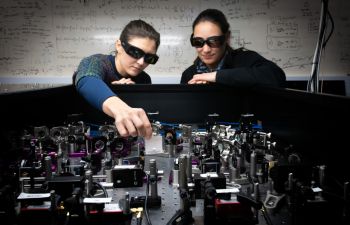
[193,21,228,69]
[116,37,157,77]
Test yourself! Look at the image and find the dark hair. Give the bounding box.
[192,9,230,35]
[120,19,160,49]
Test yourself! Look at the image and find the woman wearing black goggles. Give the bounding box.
[181,9,286,88]
[73,19,160,140]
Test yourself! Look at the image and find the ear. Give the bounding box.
[225,31,231,46]
[115,39,122,54]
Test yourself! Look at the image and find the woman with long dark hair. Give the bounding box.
[181,9,286,88]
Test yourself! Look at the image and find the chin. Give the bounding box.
[201,59,217,68]
[127,69,140,77]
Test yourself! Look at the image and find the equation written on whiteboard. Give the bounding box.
[266,16,300,51]
[0,0,349,79]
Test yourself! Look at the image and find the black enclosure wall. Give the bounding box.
[1,84,350,180]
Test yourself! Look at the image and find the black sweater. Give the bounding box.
[180,48,286,88]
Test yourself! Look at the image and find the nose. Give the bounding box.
[136,56,145,65]
[202,43,211,52]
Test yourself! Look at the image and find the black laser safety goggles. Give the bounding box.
[121,41,159,64]
[190,34,226,48]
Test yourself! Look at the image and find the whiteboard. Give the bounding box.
[0,0,349,85]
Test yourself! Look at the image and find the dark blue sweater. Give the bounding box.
[73,54,151,111]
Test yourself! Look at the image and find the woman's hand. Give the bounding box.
[188,72,217,84]
[111,78,135,85]
[102,96,152,139]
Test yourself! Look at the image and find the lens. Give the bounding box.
[126,44,144,59]
[144,54,159,64]
[207,36,225,48]
[191,37,205,48]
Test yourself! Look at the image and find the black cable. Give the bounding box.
[93,181,108,197]
[322,8,334,48]
[144,173,152,225]
[332,177,348,191]
[322,190,346,201]
[261,204,274,225]
[166,209,186,225]
[308,0,329,92]
[318,2,334,94]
